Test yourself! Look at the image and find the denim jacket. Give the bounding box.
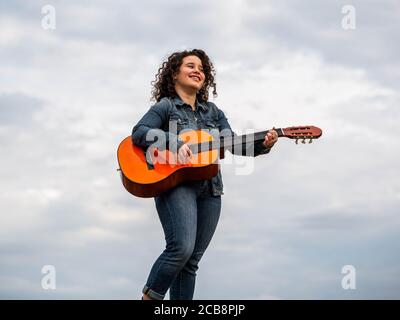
[131,96,271,196]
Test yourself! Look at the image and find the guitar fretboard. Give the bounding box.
[188,128,285,155]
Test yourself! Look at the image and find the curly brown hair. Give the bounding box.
[151,49,217,103]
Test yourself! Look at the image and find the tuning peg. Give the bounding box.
[295,139,299,144]
[309,139,312,144]
[301,138,306,144]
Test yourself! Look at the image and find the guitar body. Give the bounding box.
[117,130,220,198]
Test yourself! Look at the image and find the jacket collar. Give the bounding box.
[171,95,208,111]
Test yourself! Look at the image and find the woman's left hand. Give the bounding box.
[263,129,278,148]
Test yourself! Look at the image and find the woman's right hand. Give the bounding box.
[177,144,193,164]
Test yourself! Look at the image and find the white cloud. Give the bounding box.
[1,0,399,299]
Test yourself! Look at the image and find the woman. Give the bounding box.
[132,49,278,300]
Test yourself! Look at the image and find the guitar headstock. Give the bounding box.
[280,126,322,144]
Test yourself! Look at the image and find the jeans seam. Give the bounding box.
[147,194,177,298]
[179,270,183,299]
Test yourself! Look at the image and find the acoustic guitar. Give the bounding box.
[117,126,322,198]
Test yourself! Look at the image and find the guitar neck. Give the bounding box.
[187,124,322,154]
[190,128,285,155]
[220,128,285,149]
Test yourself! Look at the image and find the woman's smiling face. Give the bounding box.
[174,55,205,92]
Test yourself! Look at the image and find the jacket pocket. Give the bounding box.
[205,120,220,129]
[205,120,216,127]
[204,120,221,145]
[169,114,189,133]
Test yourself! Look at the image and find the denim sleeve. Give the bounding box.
[216,108,271,157]
[131,100,185,152]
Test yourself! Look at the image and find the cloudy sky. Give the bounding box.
[1,0,399,299]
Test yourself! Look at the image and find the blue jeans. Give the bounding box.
[142,180,221,300]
